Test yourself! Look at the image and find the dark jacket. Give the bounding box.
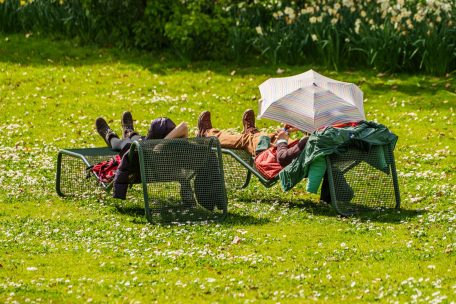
[276,137,309,167]
[112,117,176,200]
[112,144,137,200]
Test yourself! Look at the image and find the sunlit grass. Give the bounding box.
[0,34,455,303]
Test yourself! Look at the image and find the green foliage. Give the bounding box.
[164,0,229,60]
[132,1,172,49]
[0,0,20,32]
[78,0,144,48]
[411,24,456,75]
[0,0,455,74]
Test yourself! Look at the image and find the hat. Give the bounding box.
[146,117,176,139]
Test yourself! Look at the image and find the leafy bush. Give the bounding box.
[78,0,144,48]
[0,0,455,74]
[164,0,229,60]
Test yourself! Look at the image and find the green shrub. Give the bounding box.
[132,1,173,50]
[0,0,455,74]
[0,0,20,32]
[164,1,229,60]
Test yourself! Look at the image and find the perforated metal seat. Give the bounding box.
[220,142,400,216]
[325,143,400,215]
[56,137,227,223]
[56,139,400,220]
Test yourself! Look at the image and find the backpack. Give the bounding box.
[90,155,122,184]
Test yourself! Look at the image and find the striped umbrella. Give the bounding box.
[258,70,365,133]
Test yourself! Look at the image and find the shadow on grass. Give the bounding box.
[3,34,454,89]
[353,208,426,223]
[235,195,425,224]
[364,82,455,110]
[0,34,271,76]
[115,204,271,226]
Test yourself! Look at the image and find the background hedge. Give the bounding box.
[1,0,455,74]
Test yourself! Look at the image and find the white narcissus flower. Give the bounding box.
[355,18,362,34]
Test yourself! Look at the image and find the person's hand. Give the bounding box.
[277,130,289,141]
[283,124,299,133]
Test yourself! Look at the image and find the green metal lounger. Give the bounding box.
[221,148,278,189]
[56,138,400,219]
[220,142,401,216]
[56,137,228,223]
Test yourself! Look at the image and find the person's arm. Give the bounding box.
[276,131,308,167]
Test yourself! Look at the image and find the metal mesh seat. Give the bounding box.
[56,138,227,223]
[221,148,278,189]
[221,143,400,216]
[131,138,227,222]
[324,143,400,215]
[56,147,117,197]
[56,139,400,220]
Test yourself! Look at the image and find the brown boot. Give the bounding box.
[121,111,138,139]
[95,117,119,147]
[197,111,212,137]
[242,109,259,134]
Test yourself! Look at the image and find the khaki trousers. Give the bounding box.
[206,129,276,156]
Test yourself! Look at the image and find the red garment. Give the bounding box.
[254,140,299,180]
[91,155,121,184]
[332,121,360,128]
[318,121,360,131]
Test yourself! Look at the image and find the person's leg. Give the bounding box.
[110,137,132,151]
[206,129,262,156]
[121,111,138,139]
[130,134,143,142]
[179,178,196,207]
[95,117,119,148]
[198,110,265,156]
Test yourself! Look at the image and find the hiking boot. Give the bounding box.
[197,111,212,137]
[95,117,119,147]
[242,109,259,134]
[121,111,137,139]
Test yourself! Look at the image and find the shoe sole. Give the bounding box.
[197,111,211,137]
[121,112,134,129]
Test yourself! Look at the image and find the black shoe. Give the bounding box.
[121,111,137,139]
[95,117,118,147]
[242,109,259,134]
[197,111,212,137]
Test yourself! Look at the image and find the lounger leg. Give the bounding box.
[55,152,64,197]
[325,156,351,216]
[389,145,401,209]
[180,179,196,207]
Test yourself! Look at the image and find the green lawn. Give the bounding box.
[0,34,455,303]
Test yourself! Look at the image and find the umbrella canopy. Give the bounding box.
[258,69,365,133]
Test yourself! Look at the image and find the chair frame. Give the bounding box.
[220,143,401,216]
[56,140,401,219]
[56,138,228,223]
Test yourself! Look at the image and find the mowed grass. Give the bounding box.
[0,34,455,303]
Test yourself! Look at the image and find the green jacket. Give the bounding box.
[279,121,398,192]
